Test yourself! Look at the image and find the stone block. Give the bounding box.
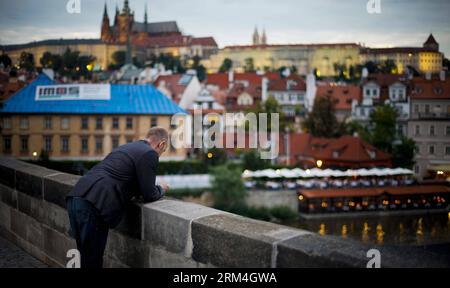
[142,199,222,255]
[191,213,308,268]
[0,183,17,208]
[43,173,80,208]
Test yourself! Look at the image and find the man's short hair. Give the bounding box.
[146,127,169,143]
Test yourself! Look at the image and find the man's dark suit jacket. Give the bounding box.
[67,140,164,228]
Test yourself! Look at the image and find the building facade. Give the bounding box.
[360,34,443,74]
[204,42,361,76]
[408,74,450,180]
[0,74,188,161]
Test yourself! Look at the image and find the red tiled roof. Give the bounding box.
[300,185,450,199]
[410,76,450,100]
[280,133,392,167]
[268,75,306,91]
[133,35,218,49]
[316,84,361,111]
[191,37,218,47]
[132,35,192,48]
[227,82,262,99]
[360,47,439,54]
[206,73,228,90]
[154,75,186,102]
[206,72,280,91]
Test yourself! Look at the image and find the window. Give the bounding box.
[44,116,52,129]
[372,89,377,96]
[20,117,29,130]
[61,117,70,130]
[96,117,103,130]
[2,117,11,129]
[61,136,70,153]
[414,104,419,113]
[112,117,119,129]
[446,146,450,155]
[95,136,103,153]
[3,136,11,153]
[446,126,450,136]
[365,89,370,96]
[126,117,133,129]
[430,125,435,136]
[81,117,89,130]
[415,125,420,136]
[126,137,133,144]
[150,117,158,128]
[425,104,430,114]
[43,136,52,152]
[20,136,28,153]
[81,137,89,153]
[429,145,435,155]
[112,136,120,149]
[414,165,420,174]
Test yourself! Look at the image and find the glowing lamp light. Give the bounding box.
[86,64,94,71]
[207,153,213,159]
[437,171,444,175]
[32,151,38,157]
[299,195,304,201]
[316,160,323,168]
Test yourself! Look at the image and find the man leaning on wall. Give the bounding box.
[66,127,170,268]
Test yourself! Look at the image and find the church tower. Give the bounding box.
[101,3,112,43]
[423,33,439,51]
[261,28,267,45]
[144,3,148,33]
[117,0,134,44]
[114,3,119,26]
[253,26,260,46]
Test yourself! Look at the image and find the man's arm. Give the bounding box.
[136,150,164,203]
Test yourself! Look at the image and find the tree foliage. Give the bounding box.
[219,58,233,73]
[302,95,340,137]
[210,165,246,210]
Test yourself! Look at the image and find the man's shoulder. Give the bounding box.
[116,140,157,159]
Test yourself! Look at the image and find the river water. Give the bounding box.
[283,212,450,246]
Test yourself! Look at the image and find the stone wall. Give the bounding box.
[0,157,448,268]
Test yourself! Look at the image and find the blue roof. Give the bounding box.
[0,74,186,115]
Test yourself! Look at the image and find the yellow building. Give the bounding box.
[2,39,125,71]
[360,34,443,74]
[203,43,361,76]
[0,74,187,161]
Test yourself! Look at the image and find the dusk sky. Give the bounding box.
[0,0,449,56]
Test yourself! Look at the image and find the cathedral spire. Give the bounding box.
[253,26,260,46]
[114,2,119,25]
[122,0,131,15]
[144,2,148,32]
[261,28,267,45]
[103,2,109,19]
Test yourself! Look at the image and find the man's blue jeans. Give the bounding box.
[67,197,109,268]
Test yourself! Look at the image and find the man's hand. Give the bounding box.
[159,183,170,193]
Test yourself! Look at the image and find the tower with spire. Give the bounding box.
[423,33,439,52]
[114,3,119,26]
[261,28,267,45]
[144,3,148,33]
[101,2,112,43]
[117,0,134,43]
[252,26,268,46]
[253,27,260,46]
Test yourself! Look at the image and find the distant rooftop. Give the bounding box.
[1,39,105,51]
[0,74,186,115]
